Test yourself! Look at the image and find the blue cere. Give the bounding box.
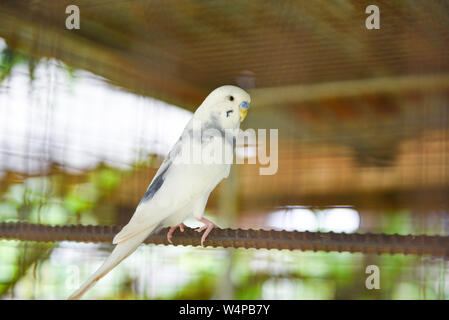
[240,101,250,109]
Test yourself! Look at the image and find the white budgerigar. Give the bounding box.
[68,85,250,300]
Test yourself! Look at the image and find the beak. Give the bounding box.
[239,101,250,122]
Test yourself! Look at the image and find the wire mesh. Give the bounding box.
[0,0,449,300]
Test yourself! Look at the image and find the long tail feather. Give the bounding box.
[68,229,153,300]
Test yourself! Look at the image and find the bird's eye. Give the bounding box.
[226,110,234,117]
[228,96,234,101]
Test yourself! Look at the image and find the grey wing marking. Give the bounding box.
[139,164,170,204]
[138,135,184,205]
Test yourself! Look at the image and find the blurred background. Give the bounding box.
[0,0,448,299]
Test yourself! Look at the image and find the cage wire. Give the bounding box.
[0,56,447,299]
[0,0,449,299]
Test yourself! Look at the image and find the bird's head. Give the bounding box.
[196,85,251,130]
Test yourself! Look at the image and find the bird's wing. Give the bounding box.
[113,133,229,244]
[112,135,184,244]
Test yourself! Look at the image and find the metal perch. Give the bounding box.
[0,222,448,258]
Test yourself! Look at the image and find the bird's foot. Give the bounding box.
[167,223,186,244]
[195,217,217,247]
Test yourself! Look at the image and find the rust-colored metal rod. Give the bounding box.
[0,222,448,257]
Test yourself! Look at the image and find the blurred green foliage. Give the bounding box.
[0,167,124,297]
[0,43,76,84]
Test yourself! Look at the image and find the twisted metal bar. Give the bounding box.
[0,222,448,258]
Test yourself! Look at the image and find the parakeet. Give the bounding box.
[68,85,250,300]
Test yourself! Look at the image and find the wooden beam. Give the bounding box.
[250,74,449,107]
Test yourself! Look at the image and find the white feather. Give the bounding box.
[68,85,250,299]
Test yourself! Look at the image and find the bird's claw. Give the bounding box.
[195,219,216,246]
[195,225,207,233]
[167,223,186,244]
